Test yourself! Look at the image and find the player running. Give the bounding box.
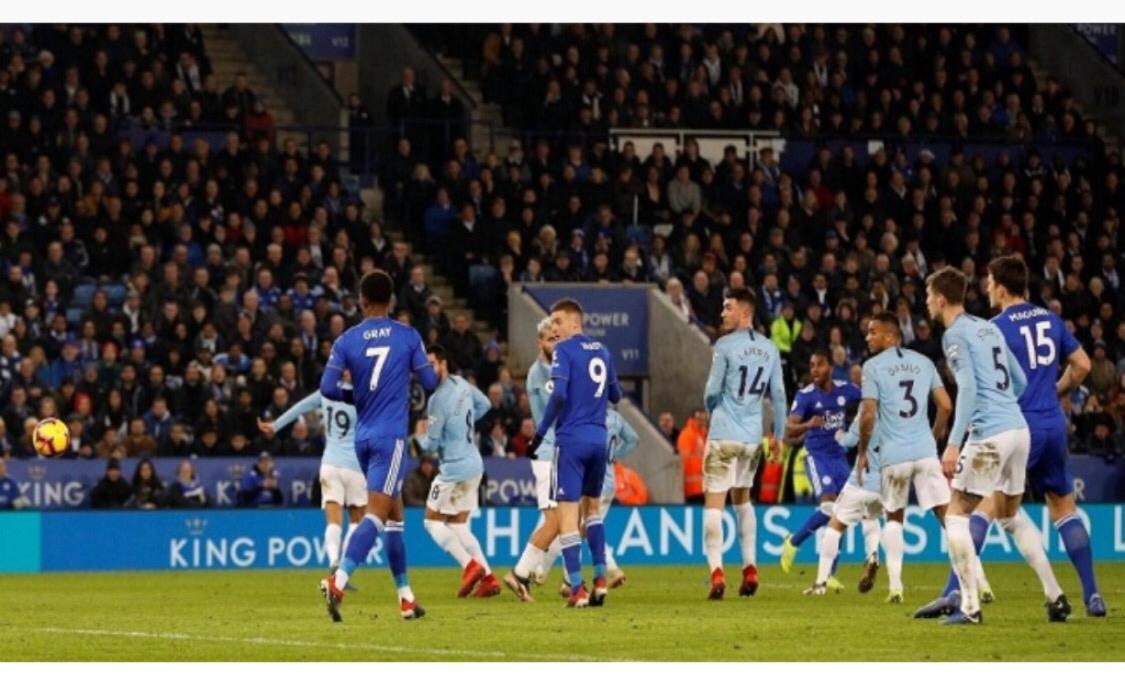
[506,318,562,601]
[702,287,786,600]
[258,381,364,574]
[318,270,438,622]
[413,344,500,599]
[985,255,1105,616]
[920,266,1070,625]
[855,312,956,603]
[779,350,861,591]
[528,298,621,608]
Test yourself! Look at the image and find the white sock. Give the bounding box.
[539,537,562,577]
[733,502,757,567]
[514,543,545,578]
[861,517,881,560]
[1001,511,1063,601]
[424,519,472,567]
[703,507,723,573]
[883,520,904,592]
[946,515,980,614]
[324,523,342,568]
[817,527,842,584]
[450,523,490,575]
[605,544,619,572]
[340,523,357,567]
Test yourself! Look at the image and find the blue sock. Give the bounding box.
[586,516,607,579]
[385,520,409,589]
[1056,515,1099,603]
[341,514,383,578]
[560,532,583,590]
[791,509,831,547]
[942,512,991,596]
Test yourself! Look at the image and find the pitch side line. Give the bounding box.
[28,627,623,662]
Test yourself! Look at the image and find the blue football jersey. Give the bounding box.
[271,390,361,472]
[790,381,862,461]
[705,328,788,444]
[943,313,1028,444]
[321,317,433,441]
[991,303,1079,418]
[416,375,490,482]
[861,347,943,464]
[544,334,620,443]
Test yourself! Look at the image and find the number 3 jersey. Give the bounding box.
[704,328,787,446]
[991,302,1079,420]
[415,374,491,481]
[860,346,943,465]
[942,313,1027,444]
[790,380,861,461]
[271,390,361,473]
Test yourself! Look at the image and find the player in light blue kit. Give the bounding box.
[506,318,563,601]
[984,255,1105,617]
[921,266,1069,625]
[413,344,500,599]
[319,270,438,622]
[258,380,364,573]
[780,351,861,589]
[702,287,786,600]
[528,298,621,608]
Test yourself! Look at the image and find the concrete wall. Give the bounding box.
[647,288,713,424]
[1029,25,1125,137]
[506,284,682,503]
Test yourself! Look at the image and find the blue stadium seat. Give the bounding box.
[72,284,96,308]
[65,307,84,326]
[104,284,127,306]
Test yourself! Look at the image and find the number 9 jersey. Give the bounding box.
[549,335,620,443]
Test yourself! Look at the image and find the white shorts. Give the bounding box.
[426,474,482,516]
[703,440,762,493]
[531,459,557,510]
[880,458,951,512]
[952,427,1030,497]
[319,463,367,509]
[833,483,884,526]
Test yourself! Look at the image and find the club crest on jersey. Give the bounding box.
[837,396,846,406]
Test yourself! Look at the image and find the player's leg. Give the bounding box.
[422,489,474,589]
[581,447,609,606]
[323,500,345,569]
[385,493,424,618]
[943,486,984,623]
[508,458,557,599]
[702,440,734,599]
[341,504,364,581]
[599,490,625,588]
[882,509,905,602]
[448,476,499,597]
[857,514,882,594]
[782,454,840,573]
[733,443,760,597]
[807,517,847,595]
[555,443,589,607]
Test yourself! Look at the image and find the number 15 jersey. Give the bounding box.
[704,328,787,445]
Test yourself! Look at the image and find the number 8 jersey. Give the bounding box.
[704,328,787,446]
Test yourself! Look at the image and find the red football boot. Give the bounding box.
[739,564,760,597]
[400,597,426,620]
[319,575,344,622]
[474,573,501,598]
[708,568,726,600]
[458,559,485,598]
[566,584,590,608]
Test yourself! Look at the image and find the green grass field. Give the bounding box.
[1,562,1122,661]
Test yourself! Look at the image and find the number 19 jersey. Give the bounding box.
[704,328,786,445]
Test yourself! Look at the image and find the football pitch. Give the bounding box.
[1,562,1121,661]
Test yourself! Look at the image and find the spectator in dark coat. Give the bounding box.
[168,460,207,508]
[237,455,283,507]
[441,313,483,373]
[90,458,132,509]
[131,458,165,509]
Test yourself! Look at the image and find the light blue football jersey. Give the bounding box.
[704,327,787,444]
[943,313,1028,444]
[526,357,556,459]
[271,390,361,473]
[861,346,943,465]
[415,375,490,482]
[602,408,640,496]
[837,416,882,493]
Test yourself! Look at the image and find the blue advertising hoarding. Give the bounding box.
[2,504,1123,573]
[522,284,650,376]
[281,24,356,60]
[1074,24,1120,65]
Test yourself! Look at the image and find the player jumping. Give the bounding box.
[414,344,500,598]
[528,298,621,608]
[702,287,786,600]
[920,266,1070,625]
[318,270,438,621]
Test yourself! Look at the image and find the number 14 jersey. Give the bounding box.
[704,328,787,446]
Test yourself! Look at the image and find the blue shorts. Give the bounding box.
[805,452,850,499]
[551,439,607,503]
[356,436,408,497]
[1027,413,1073,497]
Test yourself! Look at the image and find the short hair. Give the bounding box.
[810,347,831,362]
[550,298,583,317]
[988,254,1029,297]
[926,266,966,306]
[536,317,552,338]
[871,311,902,338]
[359,269,394,306]
[724,286,757,310]
[426,343,447,364]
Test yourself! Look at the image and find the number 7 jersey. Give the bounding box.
[704,328,787,445]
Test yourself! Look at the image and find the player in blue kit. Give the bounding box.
[318,270,438,622]
[702,287,786,600]
[921,266,1069,625]
[529,298,621,608]
[780,350,861,589]
[413,344,500,599]
[258,382,365,573]
[985,255,1104,617]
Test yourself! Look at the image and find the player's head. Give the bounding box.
[549,298,584,340]
[426,343,449,380]
[809,348,832,386]
[866,311,902,354]
[986,254,1028,308]
[359,269,394,314]
[536,316,556,358]
[721,287,756,331]
[925,266,966,324]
